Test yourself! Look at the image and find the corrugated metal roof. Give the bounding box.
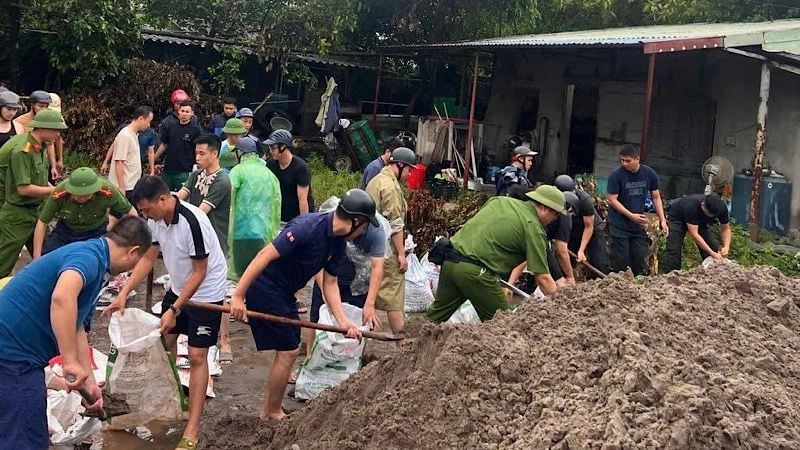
[392,19,800,49]
[142,30,377,70]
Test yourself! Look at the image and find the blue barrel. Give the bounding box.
[730,173,792,235]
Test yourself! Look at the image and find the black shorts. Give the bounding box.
[546,247,564,280]
[310,282,367,323]
[245,285,300,352]
[162,290,222,349]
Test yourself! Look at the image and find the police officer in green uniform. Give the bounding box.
[32,167,136,259]
[0,109,67,278]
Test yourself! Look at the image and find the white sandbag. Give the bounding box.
[295,304,366,400]
[446,300,481,324]
[420,253,440,295]
[404,253,435,313]
[47,390,101,446]
[701,256,735,269]
[105,309,187,429]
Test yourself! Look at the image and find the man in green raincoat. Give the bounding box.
[228,137,282,277]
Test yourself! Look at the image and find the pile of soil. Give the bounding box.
[203,264,800,449]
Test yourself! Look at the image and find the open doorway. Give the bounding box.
[566,85,599,175]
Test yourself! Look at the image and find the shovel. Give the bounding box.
[65,375,131,421]
[186,300,404,342]
[496,278,532,300]
[567,249,607,279]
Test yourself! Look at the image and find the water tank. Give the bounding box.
[730,173,792,235]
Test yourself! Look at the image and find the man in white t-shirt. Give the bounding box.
[109,106,154,200]
[104,175,226,450]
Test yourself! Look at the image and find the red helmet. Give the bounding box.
[170,89,189,103]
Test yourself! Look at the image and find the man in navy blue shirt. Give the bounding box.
[359,137,403,190]
[230,189,375,421]
[606,144,668,276]
[0,216,151,448]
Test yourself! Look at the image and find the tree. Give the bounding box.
[0,0,142,90]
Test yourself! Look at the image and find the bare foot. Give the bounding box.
[260,411,286,421]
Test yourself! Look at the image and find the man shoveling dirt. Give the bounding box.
[426,185,565,323]
[0,217,150,448]
[229,189,374,420]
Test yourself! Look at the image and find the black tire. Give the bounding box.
[329,151,354,172]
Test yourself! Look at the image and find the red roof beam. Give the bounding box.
[643,37,724,54]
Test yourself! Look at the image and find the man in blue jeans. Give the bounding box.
[606,144,668,276]
[0,217,151,448]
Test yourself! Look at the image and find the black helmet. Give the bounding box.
[265,129,293,149]
[513,145,537,158]
[339,189,379,227]
[29,90,52,104]
[389,147,416,167]
[0,91,21,109]
[563,191,581,213]
[554,174,576,192]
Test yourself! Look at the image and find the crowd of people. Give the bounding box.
[0,87,733,449]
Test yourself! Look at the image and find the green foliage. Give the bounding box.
[63,151,99,173]
[307,154,362,207]
[33,0,142,88]
[282,61,319,90]
[207,47,247,95]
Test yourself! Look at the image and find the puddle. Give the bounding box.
[88,421,183,449]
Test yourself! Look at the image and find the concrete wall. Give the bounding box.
[482,49,800,224]
[482,52,568,178]
[708,53,800,226]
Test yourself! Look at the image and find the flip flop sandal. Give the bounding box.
[175,437,198,449]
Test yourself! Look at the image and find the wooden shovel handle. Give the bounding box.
[185,300,403,342]
[567,249,607,279]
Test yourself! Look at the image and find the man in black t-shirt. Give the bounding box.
[555,174,609,278]
[265,129,314,222]
[606,144,667,276]
[664,193,731,272]
[154,99,203,191]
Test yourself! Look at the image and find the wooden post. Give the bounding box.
[463,53,480,189]
[371,53,384,127]
[641,53,656,161]
[750,62,771,241]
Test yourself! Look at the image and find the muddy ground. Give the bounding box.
[74,261,409,449]
[5,254,409,450]
[200,263,800,450]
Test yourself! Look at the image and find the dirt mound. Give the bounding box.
[203,264,800,449]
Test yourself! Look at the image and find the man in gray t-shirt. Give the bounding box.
[177,134,231,255]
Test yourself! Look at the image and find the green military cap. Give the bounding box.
[222,118,246,135]
[65,167,103,196]
[29,109,68,130]
[525,185,566,214]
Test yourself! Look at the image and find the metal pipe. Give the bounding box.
[372,53,384,127]
[464,52,480,189]
[641,53,656,161]
[750,62,771,240]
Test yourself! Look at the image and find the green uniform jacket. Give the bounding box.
[0,134,41,206]
[39,179,132,232]
[451,196,549,277]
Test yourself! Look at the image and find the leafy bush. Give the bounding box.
[307,154,362,207]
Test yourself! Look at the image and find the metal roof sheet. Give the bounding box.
[393,19,800,49]
[142,30,377,70]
